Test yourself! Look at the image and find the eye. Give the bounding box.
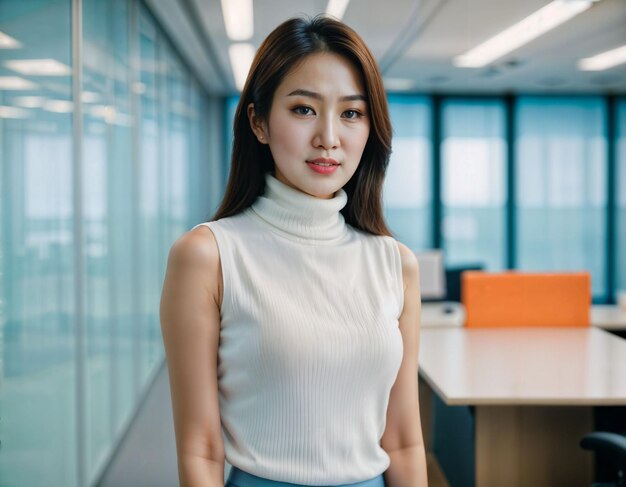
[292,106,315,116]
[342,109,363,119]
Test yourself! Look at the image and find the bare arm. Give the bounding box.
[381,242,428,487]
[160,227,225,487]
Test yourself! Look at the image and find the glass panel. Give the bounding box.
[82,0,135,480]
[2,2,211,484]
[188,78,202,224]
[166,47,189,236]
[385,95,432,250]
[516,96,607,299]
[137,6,162,386]
[0,1,77,486]
[109,0,135,449]
[441,98,507,270]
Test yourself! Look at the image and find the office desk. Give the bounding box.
[418,327,626,487]
[591,304,626,330]
[420,302,465,328]
[420,303,626,330]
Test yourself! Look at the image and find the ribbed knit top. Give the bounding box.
[192,172,404,485]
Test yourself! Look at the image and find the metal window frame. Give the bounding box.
[71,1,86,486]
[434,93,617,302]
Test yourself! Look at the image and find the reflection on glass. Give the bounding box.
[82,0,135,478]
[1,1,213,485]
[0,1,77,487]
[138,4,161,393]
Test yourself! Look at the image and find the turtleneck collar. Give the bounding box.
[247,171,349,243]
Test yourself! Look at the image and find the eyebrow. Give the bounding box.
[286,89,367,103]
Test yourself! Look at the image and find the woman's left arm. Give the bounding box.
[381,241,428,487]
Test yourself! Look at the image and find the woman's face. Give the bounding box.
[249,52,371,199]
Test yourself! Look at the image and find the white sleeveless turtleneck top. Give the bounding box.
[191,172,404,485]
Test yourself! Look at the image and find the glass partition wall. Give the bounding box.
[0,1,218,486]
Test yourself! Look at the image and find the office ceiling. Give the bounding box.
[146,0,626,96]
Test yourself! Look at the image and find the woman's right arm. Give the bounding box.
[160,226,225,487]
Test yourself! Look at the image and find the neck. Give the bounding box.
[248,172,349,243]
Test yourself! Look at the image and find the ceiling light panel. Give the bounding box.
[12,96,47,108]
[221,0,254,41]
[81,91,101,103]
[0,76,38,90]
[454,0,596,68]
[0,31,22,48]
[0,106,30,118]
[5,58,71,76]
[326,0,350,20]
[578,44,626,71]
[229,43,255,91]
[43,100,74,113]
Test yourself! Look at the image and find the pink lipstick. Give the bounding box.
[306,158,340,175]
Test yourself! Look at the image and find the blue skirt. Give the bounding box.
[226,466,386,487]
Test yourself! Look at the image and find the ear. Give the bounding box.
[247,103,269,144]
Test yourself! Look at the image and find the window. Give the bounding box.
[385,95,432,251]
[441,98,507,270]
[516,96,607,299]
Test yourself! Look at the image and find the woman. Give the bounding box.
[160,15,427,487]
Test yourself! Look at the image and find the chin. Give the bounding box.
[305,183,341,199]
[276,167,341,198]
[286,176,325,195]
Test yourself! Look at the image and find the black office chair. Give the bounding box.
[580,431,626,486]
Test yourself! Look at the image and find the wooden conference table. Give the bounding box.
[418,326,626,487]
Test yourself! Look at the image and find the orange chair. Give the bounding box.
[461,271,591,328]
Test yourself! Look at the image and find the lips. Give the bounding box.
[307,158,340,166]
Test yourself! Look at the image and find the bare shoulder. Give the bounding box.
[395,240,420,293]
[167,225,222,305]
[169,225,219,267]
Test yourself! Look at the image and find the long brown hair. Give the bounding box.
[210,14,394,237]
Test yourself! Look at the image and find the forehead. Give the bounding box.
[276,52,366,96]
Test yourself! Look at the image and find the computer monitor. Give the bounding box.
[445,263,484,302]
[414,250,446,301]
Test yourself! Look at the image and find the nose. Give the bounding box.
[313,114,340,150]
